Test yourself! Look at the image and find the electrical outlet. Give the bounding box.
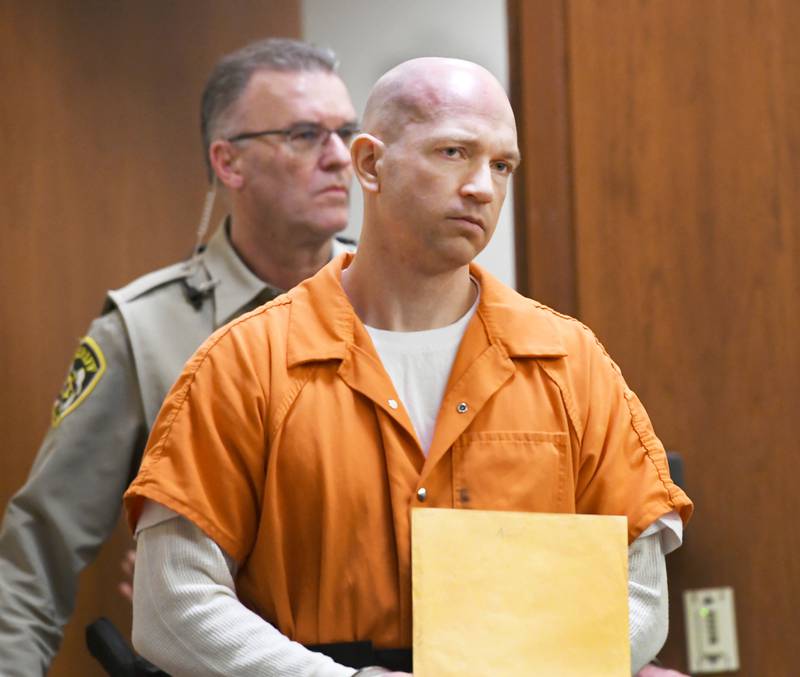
[683,587,740,673]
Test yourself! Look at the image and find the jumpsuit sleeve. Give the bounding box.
[0,310,147,676]
[569,330,692,542]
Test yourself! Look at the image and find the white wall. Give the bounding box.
[302,0,515,288]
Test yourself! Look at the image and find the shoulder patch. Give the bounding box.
[52,336,107,426]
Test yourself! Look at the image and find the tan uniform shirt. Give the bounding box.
[0,222,301,675]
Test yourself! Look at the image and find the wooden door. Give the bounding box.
[510,1,799,674]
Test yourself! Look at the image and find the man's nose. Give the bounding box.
[319,131,352,170]
[460,164,494,203]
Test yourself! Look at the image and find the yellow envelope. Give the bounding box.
[412,508,629,676]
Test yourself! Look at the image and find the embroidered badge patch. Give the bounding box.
[52,336,107,426]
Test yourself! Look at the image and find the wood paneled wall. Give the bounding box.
[510,1,799,674]
[0,2,299,675]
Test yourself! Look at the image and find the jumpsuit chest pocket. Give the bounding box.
[451,431,569,512]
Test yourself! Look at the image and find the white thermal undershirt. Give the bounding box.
[364,283,480,455]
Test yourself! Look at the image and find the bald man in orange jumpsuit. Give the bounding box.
[126,57,691,676]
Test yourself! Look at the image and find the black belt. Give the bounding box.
[308,641,412,672]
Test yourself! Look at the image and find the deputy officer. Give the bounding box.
[0,37,358,675]
[125,57,692,676]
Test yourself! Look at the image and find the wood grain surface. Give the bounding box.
[0,3,299,674]
[511,1,799,674]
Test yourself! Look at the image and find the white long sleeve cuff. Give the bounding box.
[132,510,355,677]
[628,529,669,673]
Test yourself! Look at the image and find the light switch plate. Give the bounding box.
[683,586,740,673]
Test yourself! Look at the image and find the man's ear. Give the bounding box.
[209,140,244,190]
[351,133,384,194]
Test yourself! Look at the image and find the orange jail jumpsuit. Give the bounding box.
[125,253,693,650]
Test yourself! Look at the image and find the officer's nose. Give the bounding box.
[319,131,352,171]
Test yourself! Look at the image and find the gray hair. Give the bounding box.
[200,38,339,180]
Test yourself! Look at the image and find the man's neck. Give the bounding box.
[228,215,334,292]
[342,243,476,332]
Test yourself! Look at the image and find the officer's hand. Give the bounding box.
[118,548,136,602]
[636,665,690,677]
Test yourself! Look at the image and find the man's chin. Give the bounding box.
[310,216,349,238]
[419,240,482,274]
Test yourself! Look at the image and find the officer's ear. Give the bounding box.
[209,139,245,191]
[351,133,384,194]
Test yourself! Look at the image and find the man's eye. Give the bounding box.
[493,161,513,174]
[336,127,358,143]
[290,127,323,142]
[441,147,463,158]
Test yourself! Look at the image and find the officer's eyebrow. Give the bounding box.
[282,118,361,128]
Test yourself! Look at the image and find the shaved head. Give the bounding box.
[362,57,515,142]
[348,56,520,285]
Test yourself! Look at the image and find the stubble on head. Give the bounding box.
[362,57,515,143]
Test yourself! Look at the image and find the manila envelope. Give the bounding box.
[411,508,629,676]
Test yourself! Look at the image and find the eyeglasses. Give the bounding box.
[226,122,361,152]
